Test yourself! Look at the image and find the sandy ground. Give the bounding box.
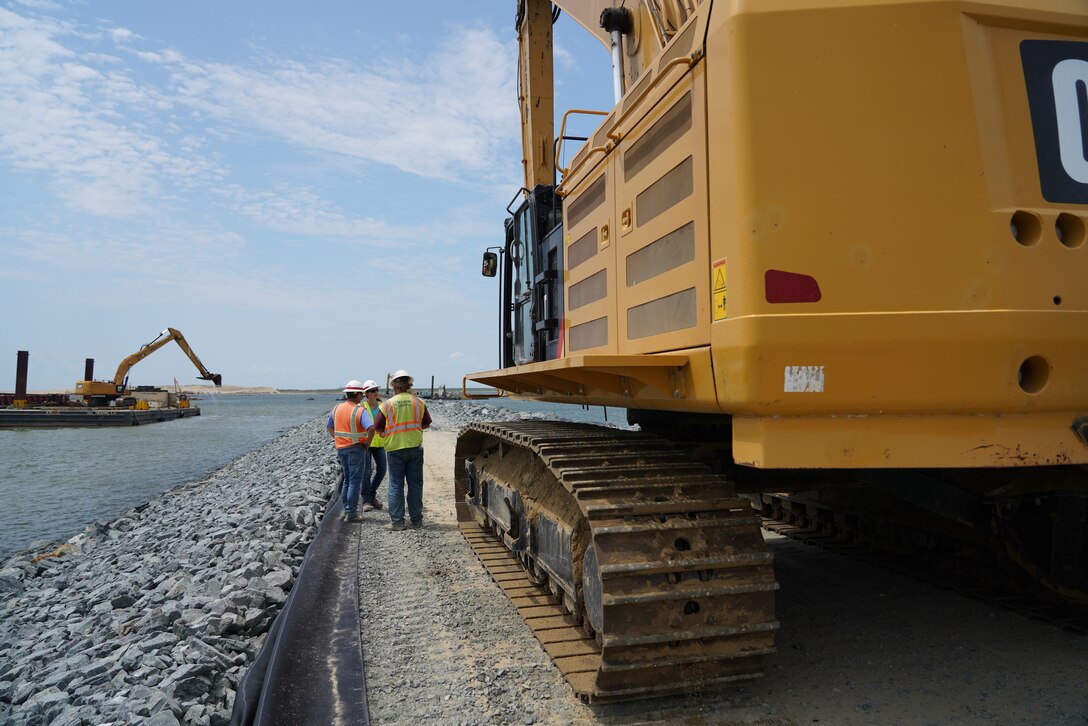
[362,429,1088,726]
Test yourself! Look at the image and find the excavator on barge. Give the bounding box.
[454,0,1088,704]
[75,327,222,407]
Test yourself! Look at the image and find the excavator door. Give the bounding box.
[504,185,563,366]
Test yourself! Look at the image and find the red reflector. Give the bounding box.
[765,269,822,303]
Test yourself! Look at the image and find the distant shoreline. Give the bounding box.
[29,385,480,396]
[27,386,336,396]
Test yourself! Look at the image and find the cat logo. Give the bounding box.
[1022,40,1088,204]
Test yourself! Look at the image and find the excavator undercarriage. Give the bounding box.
[455,421,778,702]
[455,420,1087,701]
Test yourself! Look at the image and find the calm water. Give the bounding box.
[0,394,617,557]
[0,393,334,558]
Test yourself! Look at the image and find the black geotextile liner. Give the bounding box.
[230,477,369,725]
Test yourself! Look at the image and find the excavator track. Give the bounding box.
[454,421,779,703]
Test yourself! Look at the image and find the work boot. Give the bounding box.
[384,521,407,532]
[362,502,375,512]
[347,513,365,523]
[410,520,423,529]
[370,499,383,510]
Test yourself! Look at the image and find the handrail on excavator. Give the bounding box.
[461,375,506,400]
[554,108,611,178]
[554,52,703,197]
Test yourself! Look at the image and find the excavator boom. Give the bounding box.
[518,0,704,190]
[112,328,222,387]
[74,327,221,401]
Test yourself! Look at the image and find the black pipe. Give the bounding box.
[231,475,370,726]
[15,351,28,402]
[84,358,94,381]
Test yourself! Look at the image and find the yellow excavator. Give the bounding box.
[74,328,222,405]
[455,0,1088,704]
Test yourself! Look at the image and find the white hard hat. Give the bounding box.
[362,379,379,392]
[343,379,365,393]
[392,369,412,382]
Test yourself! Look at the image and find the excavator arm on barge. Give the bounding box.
[75,328,222,402]
[458,0,1088,703]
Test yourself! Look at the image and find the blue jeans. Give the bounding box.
[386,446,424,524]
[365,446,387,503]
[337,445,371,515]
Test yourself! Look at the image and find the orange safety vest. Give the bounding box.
[332,401,371,449]
[378,393,425,451]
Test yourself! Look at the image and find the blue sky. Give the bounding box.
[0,0,613,391]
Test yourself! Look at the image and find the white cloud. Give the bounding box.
[4,224,325,313]
[213,182,503,258]
[134,267,327,313]
[0,8,221,217]
[13,0,61,9]
[442,351,488,371]
[0,7,520,221]
[553,41,576,72]
[7,225,239,270]
[82,52,121,64]
[216,185,414,243]
[107,26,136,42]
[158,25,519,180]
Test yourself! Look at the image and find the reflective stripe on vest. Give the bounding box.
[363,400,386,448]
[379,393,424,451]
[332,401,369,449]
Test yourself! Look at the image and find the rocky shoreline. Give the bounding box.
[0,419,337,725]
[0,399,587,725]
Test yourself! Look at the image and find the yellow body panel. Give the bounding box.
[734,411,1085,468]
[74,380,123,396]
[475,0,1088,468]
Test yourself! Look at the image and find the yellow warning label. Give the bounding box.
[712,257,727,320]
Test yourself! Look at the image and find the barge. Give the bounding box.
[0,390,202,429]
[0,405,201,428]
[3,332,221,430]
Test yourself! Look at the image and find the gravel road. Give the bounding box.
[354,418,1088,726]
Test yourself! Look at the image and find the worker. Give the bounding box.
[360,379,386,512]
[374,369,431,531]
[326,380,374,523]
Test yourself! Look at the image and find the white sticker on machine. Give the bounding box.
[784,365,825,393]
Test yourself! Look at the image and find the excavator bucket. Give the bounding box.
[200,373,223,386]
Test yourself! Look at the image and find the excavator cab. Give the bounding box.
[497,185,564,367]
